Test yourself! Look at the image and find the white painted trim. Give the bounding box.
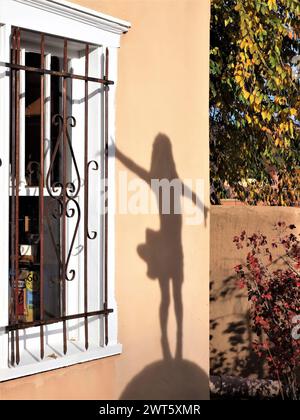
[15,0,131,35]
[0,343,122,382]
[0,1,131,48]
[0,24,11,371]
[106,47,118,346]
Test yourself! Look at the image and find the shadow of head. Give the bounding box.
[150,133,178,180]
[120,359,208,400]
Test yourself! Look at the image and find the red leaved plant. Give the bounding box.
[234,222,300,400]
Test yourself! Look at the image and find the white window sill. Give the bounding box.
[0,341,122,382]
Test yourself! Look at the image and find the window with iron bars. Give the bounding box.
[0,0,129,381]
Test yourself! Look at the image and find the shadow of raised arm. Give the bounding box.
[108,139,209,226]
[182,181,209,227]
[115,146,151,185]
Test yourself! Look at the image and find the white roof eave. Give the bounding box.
[15,0,131,35]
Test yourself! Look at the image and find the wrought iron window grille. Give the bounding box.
[4,27,112,366]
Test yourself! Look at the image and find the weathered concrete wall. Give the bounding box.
[0,0,210,399]
[210,205,300,379]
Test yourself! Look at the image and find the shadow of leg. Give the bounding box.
[159,276,172,360]
[173,278,183,360]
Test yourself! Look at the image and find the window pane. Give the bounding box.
[9,197,61,323]
[25,52,41,187]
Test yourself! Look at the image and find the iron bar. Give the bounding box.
[84,44,89,350]
[14,28,21,365]
[0,62,114,85]
[62,39,68,354]
[104,48,109,346]
[39,33,45,360]
[6,308,113,332]
[10,28,17,367]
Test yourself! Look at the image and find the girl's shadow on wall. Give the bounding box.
[115,133,208,399]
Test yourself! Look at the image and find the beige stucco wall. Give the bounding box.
[210,205,300,379]
[0,0,210,399]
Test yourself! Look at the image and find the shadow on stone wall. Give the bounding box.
[210,275,264,378]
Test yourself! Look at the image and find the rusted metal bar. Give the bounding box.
[62,39,68,355]
[10,28,17,367]
[6,308,113,332]
[104,48,109,346]
[84,44,89,350]
[39,34,45,360]
[0,62,114,85]
[14,28,21,365]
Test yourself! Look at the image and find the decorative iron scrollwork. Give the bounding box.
[65,198,81,281]
[45,114,99,282]
[87,160,99,240]
[45,114,83,282]
[46,115,81,199]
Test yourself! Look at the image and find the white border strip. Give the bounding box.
[0,344,122,382]
[14,0,131,34]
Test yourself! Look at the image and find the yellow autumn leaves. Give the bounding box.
[268,0,277,11]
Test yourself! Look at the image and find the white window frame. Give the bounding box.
[0,0,130,381]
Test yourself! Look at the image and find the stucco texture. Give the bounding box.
[0,0,210,399]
